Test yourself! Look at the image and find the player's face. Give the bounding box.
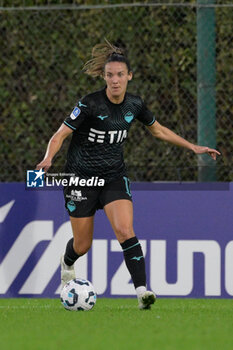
[104,62,132,103]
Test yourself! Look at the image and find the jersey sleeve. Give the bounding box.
[136,99,156,126]
[63,97,91,131]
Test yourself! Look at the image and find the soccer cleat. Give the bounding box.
[60,255,76,288]
[138,291,156,310]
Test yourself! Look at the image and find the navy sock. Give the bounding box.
[120,236,146,288]
[64,238,80,266]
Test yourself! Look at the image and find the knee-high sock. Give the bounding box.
[120,236,146,288]
[64,238,80,266]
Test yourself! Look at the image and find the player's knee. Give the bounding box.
[114,224,134,242]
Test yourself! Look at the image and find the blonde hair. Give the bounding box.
[83,39,130,77]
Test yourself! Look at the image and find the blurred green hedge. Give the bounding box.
[0,1,232,181]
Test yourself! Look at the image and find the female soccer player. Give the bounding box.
[36,40,220,309]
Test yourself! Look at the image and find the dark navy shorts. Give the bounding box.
[63,176,132,218]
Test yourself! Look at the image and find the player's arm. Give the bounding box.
[36,124,73,172]
[147,121,221,160]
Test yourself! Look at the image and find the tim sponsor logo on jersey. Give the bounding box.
[88,128,127,144]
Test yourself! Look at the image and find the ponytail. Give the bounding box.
[83,39,131,77]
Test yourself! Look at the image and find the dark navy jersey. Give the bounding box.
[63,87,156,183]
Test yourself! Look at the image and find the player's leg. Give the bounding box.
[61,216,94,287]
[62,184,99,287]
[65,216,94,261]
[104,199,156,309]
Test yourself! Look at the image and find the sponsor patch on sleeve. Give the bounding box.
[70,107,81,120]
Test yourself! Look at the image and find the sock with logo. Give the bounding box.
[64,238,80,266]
[120,236,146,289]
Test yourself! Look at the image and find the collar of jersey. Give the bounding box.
[102,86,127,106]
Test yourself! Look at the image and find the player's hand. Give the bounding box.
[36,158,52,173]
[192,145,221,160]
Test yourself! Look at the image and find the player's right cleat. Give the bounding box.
[138,291,156,310]
[60,255,76,288]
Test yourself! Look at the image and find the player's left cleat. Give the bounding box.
[60,255,76,288]
[138,291,156,310]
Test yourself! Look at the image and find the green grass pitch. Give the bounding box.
[0,298,232,350]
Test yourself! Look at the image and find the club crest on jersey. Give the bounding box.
[70,107,81,120]
[124,111,134,123]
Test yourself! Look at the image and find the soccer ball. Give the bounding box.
[61,278,97,311]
